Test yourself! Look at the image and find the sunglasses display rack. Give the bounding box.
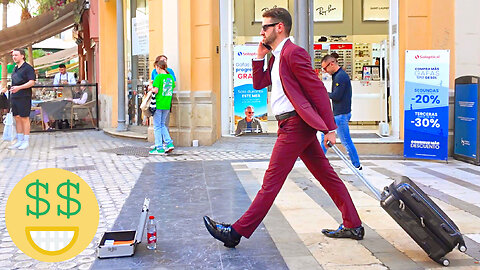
[313,44,329,77]
[353,43,373,80]
[330,43,353,79]
[313,43,353,80]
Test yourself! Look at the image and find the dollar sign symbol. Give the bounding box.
[26,179,50,219]
[57,179,81,219]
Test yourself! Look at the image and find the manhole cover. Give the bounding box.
[100,146,150,157]
[62,165,96,171]
[53,145,78,150]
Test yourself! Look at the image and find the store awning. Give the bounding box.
[46,62,79,77]
[34,46,78,70]
[0,1,78,57]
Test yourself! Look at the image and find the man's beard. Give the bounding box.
[264,31,277,46]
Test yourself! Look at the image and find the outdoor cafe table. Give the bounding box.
[32,98,70,119]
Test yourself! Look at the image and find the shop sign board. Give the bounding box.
[404,50,450,161]
[233,45,268,134]
[363,0,389,21]
[314,0,343,22]
[254,0,288,22]
[132,13,149,56]
[453,79,479,163]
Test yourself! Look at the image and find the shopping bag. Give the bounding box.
[2,112,16,141]
[140,91,153,117]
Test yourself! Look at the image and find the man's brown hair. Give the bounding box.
[262,7,292,36]
[12,48,26,60]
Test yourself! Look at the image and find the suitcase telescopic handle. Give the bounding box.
[326,141,382,201]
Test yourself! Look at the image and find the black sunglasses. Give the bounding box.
[262,22,280,31]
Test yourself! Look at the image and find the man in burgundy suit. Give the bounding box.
[204,7,364,248]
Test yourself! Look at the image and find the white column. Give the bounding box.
[389,0,400,139]
[163,0,180,89]
[220,0,234,136]
[455,0,480,77]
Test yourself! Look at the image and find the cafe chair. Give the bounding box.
[70,99,96,129]
[30,106,46,130]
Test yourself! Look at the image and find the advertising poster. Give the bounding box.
[233,45,268,136]
[404,50,450,160]
[132,13,149,56]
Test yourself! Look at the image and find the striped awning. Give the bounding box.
[35,47,78,70]
[0,1,79,57]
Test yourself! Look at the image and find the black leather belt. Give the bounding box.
[275,111,297,121]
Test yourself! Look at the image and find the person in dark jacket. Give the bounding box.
[321,54,362,174]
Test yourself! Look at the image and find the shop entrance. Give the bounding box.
[220,0,398,140]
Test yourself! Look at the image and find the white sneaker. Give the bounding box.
[8,140,23,150]
[17,141,29,150]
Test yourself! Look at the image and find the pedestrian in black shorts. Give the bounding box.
[8,48,36,150]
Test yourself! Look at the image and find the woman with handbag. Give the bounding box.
[149,60,175,155]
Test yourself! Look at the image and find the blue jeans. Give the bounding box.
[321,112,361,168]
[153,109,173,148]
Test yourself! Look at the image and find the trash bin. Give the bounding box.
[453,76,480,165]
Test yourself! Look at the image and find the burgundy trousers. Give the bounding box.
[232,115,362,238]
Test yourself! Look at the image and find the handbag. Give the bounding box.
[140,91,153,117]
[2,111,16,141]
[0,92,8,109]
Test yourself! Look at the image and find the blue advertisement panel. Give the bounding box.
[454,84,478,158]
[233,45,268,135]
[404,50,450,160]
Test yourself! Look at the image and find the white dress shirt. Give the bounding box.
[53,72,76,85]
[72,92,88,105]
[269,38,295,116]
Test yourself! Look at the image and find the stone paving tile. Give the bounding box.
[1,131,480,269]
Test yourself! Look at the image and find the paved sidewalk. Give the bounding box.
[0,130,479,269]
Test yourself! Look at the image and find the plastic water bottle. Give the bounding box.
[146,216,157,250]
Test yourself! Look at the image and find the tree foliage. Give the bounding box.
[37,0,75,14]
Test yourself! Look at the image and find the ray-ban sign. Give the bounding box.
[314,0,343,22]
[254,0,288,22]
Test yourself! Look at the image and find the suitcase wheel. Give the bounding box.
[439,258,450,267]
[458,245,467,253]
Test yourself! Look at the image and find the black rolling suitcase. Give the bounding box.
[328,142,467,266]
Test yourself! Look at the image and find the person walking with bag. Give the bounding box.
[8,48,36,150]
[149,60,175,155]
[320,54,362,174]
[203,8,364,248]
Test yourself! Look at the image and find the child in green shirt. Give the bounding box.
[149,60,175,155]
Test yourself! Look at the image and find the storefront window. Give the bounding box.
[126,0,149,126]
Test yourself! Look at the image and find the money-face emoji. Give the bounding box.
[6,168,99,262]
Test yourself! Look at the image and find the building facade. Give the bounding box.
[95,0,478,148]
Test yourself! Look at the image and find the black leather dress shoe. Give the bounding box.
[322,224,364,240]
[203,216,241,248]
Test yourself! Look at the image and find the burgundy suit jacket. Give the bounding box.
[252,39,336,133]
